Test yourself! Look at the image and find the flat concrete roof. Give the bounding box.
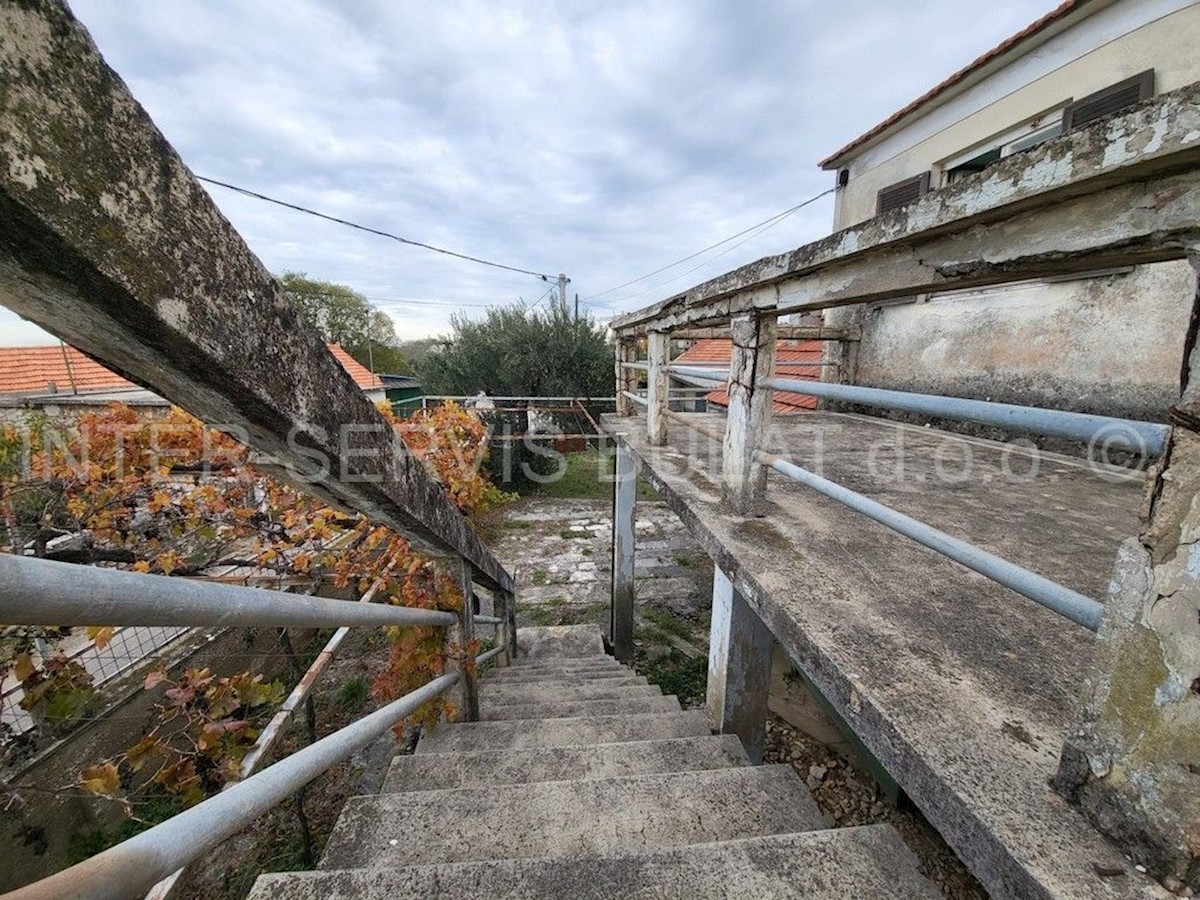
[604,411,1163,899]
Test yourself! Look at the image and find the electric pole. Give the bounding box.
[557,272,569,312]
[574,292,579,321]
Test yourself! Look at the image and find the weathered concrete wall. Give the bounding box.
[829,261,1193,420]
[1053,246,1200,890]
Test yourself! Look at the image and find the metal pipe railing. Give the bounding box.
[755,449,1103,630]
[0,555,457,629]
[476,645,505,665]
[669,365,1168,456]
[657,410,1102,630]
[2,673,461,900]
[618,362,649,371]
[622,390,649,407]
[473,615,503,625]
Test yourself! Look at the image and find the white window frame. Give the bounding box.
[938,107,1067,186]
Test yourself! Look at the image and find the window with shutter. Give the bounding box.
[876,172,931,215]
[1062,70,1154,132]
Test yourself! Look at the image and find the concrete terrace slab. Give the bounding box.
[604,411,1163,900]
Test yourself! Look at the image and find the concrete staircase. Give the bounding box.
[247,625,939,898]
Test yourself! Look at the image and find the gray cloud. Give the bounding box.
[1,0,1055,344]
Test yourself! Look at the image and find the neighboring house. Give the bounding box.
[673,339,823,414]
[819,0,1200,421]
[0,342,385,417]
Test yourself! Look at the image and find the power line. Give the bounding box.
[198,175,555,282]
[582,186,836,306]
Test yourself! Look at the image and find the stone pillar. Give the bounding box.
[446,557,480,722]
[706,566,773,763]
[610,440,637,662]
[615,339,638,416]
[1053,245,1200,890]
[722,314,777,515]
[646,331,669,445]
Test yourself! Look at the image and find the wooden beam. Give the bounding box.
[0,1,511,591]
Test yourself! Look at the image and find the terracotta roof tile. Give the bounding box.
[819,1,1081,169]
[0,342,383,396]
[674,339,823,413]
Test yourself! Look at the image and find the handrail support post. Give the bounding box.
[723,313,777,515]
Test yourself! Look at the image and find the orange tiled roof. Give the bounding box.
[326,343,384,390]
[0,344,138,396]
[0,342,383,396]
[674,339,822,413]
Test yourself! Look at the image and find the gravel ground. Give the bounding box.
[765,714,988,900]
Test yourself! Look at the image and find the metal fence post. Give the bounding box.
[647,331,669,445]
[722,313,777,515]
[706,566,772,764]
[610,439,637,662]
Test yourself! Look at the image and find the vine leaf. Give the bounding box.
[86,626,116,649]
[79,763,120,797]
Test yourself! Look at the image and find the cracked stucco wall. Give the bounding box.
[827,261,1194,420]
[1053,249,1200,890]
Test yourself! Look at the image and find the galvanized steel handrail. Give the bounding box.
[622,390,649,407]
[1,673,461,900]
[474,615,503,625]
[660,409,1102,630]
[0,555,458,629]
[757,449,1103,630]
[476,645,505,665]
[669,365,1169,456]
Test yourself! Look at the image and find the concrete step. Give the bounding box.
[383,735,750,792]
[417,710,712,753]
[318,765,827,869]
[501,661,625,676]
[249,827,940,899]
[508,655,620,670]
[483,669,647,686]
[480,694,681,721]
[480,682,663,706]
[516,624,605,659]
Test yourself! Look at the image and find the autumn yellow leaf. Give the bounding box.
[79,762,121,797]
[87,626,116,649]
[12,652,36,683]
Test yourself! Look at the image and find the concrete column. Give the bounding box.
[1052,244,1200,890]
[502,587,518,664]
[614,340,637,416]
[722,314,777,515]
[706,566,773,764]
[646,331,669,445]
[447,557,480,722]
[610,440,637,662]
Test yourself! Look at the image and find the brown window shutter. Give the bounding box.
[1062,69,1154,132]
[876,171,931,215]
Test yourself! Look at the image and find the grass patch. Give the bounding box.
[530,569,549,586]
[523,449,658,501]
[334,675,369,711]
[636,649,708,708]
[68,792,182,865]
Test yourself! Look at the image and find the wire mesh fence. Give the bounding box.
[1,624,192,770]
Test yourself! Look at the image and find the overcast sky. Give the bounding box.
[1,0,1056,345]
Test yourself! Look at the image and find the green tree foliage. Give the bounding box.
[420,302,611,398]
[278,272,411,374]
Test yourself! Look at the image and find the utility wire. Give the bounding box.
[582,186,836,306]
[198,176,555,282]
